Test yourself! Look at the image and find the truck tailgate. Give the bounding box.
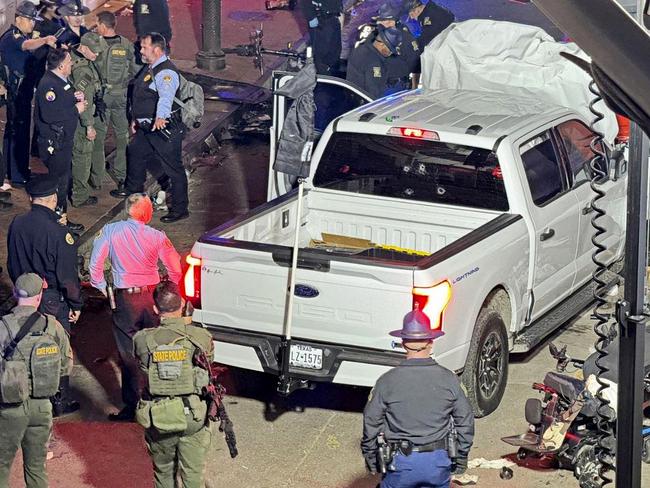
[195,243,414,351]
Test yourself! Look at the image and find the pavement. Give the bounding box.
[2,1,649,487]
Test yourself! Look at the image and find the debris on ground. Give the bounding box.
[468,458,516,470]
[452,473,479,485]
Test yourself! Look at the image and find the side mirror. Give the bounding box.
[610,147,627,181]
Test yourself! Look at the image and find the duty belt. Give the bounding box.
[411,439,448,453]
[116,285,156,294]
[394,438,447,455]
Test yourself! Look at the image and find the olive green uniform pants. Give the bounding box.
[92,91,129,184]
[71,125,96,206]
[0,398,53,488]
[145,423,211,488]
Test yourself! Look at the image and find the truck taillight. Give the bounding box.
[183,255,202,309]
[412,281,452,330]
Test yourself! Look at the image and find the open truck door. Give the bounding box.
[267,72,373,201]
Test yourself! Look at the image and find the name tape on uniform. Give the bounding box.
[152,349,188,362]
[35,345,59,356]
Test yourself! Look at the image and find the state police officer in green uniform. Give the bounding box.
[70,32,105,207]
[93,11,136,194]
[133,281,214,488]
[0,273,73,488]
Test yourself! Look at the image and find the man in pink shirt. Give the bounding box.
[89,193,181,421]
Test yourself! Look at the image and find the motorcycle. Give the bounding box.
[502,335,650,488]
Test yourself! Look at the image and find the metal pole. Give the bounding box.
[617,119,648,488]
[284,179,305,342]
[196,0,226,71]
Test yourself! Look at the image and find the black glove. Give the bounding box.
[364,453,378,475]
[452,457,468,475]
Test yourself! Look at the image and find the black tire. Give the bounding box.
[461,308,509,417]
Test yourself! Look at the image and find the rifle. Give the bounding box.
[194,352,239,458]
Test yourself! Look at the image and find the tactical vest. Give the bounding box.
[146,330,206,397]
[102,36,131,91]
[132,59,180,120]
[0,314,61,403]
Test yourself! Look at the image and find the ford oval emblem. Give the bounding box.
[294,284,319,298]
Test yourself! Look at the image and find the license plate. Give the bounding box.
[289,344,323,370]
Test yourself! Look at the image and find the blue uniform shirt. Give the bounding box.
[0,25,31,75]
[150,55,179,120]
[89,218,182,291]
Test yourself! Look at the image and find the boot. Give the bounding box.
[52,376,80,417]
[110,181,129,198]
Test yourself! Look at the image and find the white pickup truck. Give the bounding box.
[186,74,627,416]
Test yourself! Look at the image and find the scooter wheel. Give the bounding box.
[517,448,528,461]
[643,436,650,464]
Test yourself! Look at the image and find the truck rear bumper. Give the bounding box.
[205,324,404,387]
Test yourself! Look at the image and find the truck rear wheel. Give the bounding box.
[461,308,509,417]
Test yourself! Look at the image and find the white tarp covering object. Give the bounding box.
[420,20,619,143]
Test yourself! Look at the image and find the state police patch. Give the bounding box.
[45,90,56,102]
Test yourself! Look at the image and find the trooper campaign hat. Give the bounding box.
[16,1,43,21]
[14,273,45,298]
[374,3,401,21]
[58,0,90,16]
[375,25,403,55]
[389,309,445,340]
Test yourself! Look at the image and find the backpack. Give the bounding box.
[174,74,204,130]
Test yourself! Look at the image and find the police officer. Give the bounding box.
[347,25,402,100]
[35,47,87,230]
[56,1,90,48]
[114,33,189,223]
[0,1,57,187]
[133,280,213,488]
[7,175,82,332]
[299,0,343,75]
[358,4,421,94]
[361,310,474,487]
[0,273,73,488]
[408,0,455,51]
[29,1,65,159]
[6,175,82,417]
[89,193,182,421]
[93,11,137,194]
[30,0,64,85]
[70,32,104,208]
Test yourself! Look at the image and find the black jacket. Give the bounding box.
[417,1,455,51]
[134,0,172,41]
[7,205,82,310]
[346,41,389,100]
[35,70,79,141]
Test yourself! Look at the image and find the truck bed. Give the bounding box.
[208,188,499,261]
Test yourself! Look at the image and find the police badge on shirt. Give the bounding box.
[373,67,382,78]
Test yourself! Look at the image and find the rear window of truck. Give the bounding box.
[313,132,508,211]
